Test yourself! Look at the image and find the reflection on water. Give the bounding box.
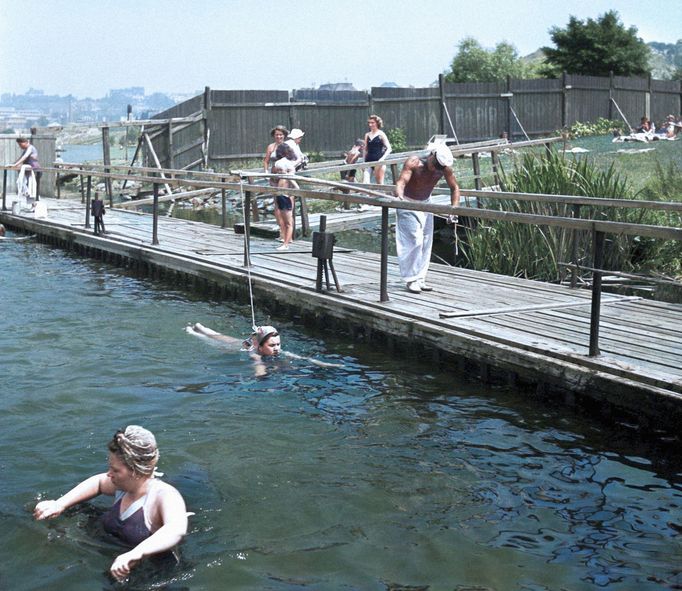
[1,239,681,591]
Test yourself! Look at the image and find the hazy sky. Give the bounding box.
[2,0,680,99]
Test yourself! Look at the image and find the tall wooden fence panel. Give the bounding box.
[372,87,441,148]
[651,79,682,124]
[612,76,648,128]
[511,78,563,137]
[147,74,682,168]
[445,81,507,142]
[566,75,611,125]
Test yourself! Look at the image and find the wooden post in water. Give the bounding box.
[2,169,7,211]
[589,230,605,356]
[152,183,160,245]
[101,126,113,205]
[380,206,390,302]
[85,176,92,229]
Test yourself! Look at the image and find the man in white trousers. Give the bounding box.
[394,144,460,293]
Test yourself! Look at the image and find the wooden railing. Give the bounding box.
[2,158,681,357]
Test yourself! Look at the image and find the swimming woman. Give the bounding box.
[185,323,342,376]
[34,426,188,582]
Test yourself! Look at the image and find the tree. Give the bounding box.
[541,11,650,77]
[444,38,539,83]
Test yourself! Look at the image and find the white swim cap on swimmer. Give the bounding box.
[253,325,279,345]
[434,144,453,167]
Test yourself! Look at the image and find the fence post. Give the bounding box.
[439,73,447,136]
[506,75,513,140]
[2,169,7,211]
[380,206,390,302]
[561,71,568,128]
[202,86,211,170]
[101,126,113,205]
[589,230,605,356]
[152,182,159,245]
[85,176,92,229]
[608,71,614,120]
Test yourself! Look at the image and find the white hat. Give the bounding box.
[434,144,453,167]
[289,128,305,139]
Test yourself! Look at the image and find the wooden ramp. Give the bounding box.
[3,198,682,426]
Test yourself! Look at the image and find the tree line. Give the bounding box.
[444,11,681,84]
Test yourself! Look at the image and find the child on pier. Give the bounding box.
[91,192,106,235]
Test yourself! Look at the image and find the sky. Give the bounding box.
[1,0,681,99]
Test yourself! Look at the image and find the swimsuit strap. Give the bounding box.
[117,480,156,520]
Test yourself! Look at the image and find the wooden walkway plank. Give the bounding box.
[4,197,682,424]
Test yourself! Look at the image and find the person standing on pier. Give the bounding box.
[13,137,41,200]
[394,144,460,294]
[363,115,392,184]
[286,128,309,171]
[263,125,289,173]
[91,192,106,235]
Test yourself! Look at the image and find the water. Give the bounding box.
[1,238,681,591]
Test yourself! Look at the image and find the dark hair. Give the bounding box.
[275,143,294,160]
[270,125,289,137]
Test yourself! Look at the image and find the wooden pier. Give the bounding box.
[2,196,681,429]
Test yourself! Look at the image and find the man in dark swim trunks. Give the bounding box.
[394,144,460,294]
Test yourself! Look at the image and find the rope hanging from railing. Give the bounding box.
[238,175,258,332]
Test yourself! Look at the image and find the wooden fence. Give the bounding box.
[144,73,681,171]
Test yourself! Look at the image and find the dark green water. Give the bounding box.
[1,238,681,591]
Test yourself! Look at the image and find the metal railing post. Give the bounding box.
[380,206,389,302]
[85,176,92,229]
[220,177,227,229]
[2,169,7,211]
[152,182,160,245]
[569,204,581,288]
[589,230,605,356]
[243,184,252,267]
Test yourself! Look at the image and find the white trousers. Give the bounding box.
[396,203,433,283]
[17,165,36,198]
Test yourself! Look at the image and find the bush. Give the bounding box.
[386,128,407,153]
[560,118,626,138]
[460,149,639,281]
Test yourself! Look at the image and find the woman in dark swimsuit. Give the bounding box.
[34,426,188,582]
[362,114,392,185]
